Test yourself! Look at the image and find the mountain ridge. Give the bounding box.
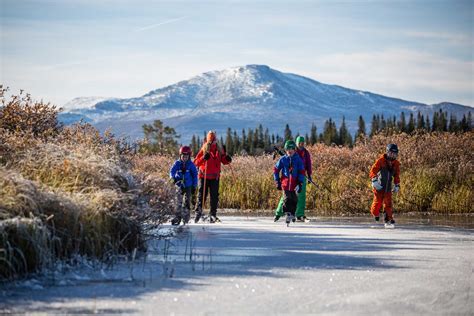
[60,64,472,142]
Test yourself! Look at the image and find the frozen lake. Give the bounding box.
[2,216,473,315]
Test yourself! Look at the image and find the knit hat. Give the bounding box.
[295,136,305,144]
[284,140,296,150]
[207,130,216,143]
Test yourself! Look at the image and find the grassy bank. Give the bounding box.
[0,91,176,280]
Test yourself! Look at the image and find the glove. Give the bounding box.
[371,177,382,191]
[392,184,400,193]
[296,183,302,194]
[275,181,282,191]
[225,155,232,163]
[175,179,183,188]
[307,175,313,184]
[203,152,211,160]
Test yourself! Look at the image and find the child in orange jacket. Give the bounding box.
[369,143,400,224]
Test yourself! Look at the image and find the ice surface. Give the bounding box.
[2,216,473,315]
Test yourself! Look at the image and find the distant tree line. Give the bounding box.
[140,110,472,155]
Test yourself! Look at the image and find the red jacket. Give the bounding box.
[194,142,231,179]
[296,147,312,177]
[369,154,400,192]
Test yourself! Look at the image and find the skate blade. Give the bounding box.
[384,223,395,229]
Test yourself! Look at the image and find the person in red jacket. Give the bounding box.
[369,143,401,224]
[193,131,232,223]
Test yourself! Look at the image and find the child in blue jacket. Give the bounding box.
[169,146,198,225]
[273,140,306,224]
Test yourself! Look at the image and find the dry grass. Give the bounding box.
[0,90,176,280]
[131,132,473,215]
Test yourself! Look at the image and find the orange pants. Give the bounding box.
[370,190,393,220]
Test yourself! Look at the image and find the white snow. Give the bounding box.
[2,216,473,315]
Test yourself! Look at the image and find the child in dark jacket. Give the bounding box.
[273,140,306,224]
[369,143,401,225]
[169,146,198,225]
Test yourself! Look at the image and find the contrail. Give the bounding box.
[135,16,188,32]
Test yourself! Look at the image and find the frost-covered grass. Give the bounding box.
[0,89,176,280]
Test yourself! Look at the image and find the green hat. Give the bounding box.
[295,136,305,144]
[284,140,296,150]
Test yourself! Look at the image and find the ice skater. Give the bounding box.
[369,143,401,227]
[273,140,306,226]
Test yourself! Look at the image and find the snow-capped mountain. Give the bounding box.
[60,64,472,143]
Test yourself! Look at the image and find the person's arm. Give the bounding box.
[193,149,205,168]
[191,162,198,188]
[394,161,401,185]
[369,157,382,179]
[297,158,306,184]
[305,149,312,178]
[273,159,283,190]
[169,161,179,180]
[220,146,232,165]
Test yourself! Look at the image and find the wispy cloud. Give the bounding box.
[135,16,188,32]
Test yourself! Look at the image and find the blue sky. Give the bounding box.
[1,0,473,107]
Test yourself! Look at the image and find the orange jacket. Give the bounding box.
[194,142,231,179]
[369,154,400,192]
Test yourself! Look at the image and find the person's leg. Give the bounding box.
[209,179,220,218]
[295,180,307,218]
[370,190,384,218]
[282,191,297,215]
[182,187,192,223]
[275,195,285,217]
[194,178,207,221]
[383,192,393,221]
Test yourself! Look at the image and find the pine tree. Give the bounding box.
[398,112,406,133]
[191,135,198,156]
[233,130,240,154]
[448,114,458,133]
[310,123,317,145]
[264,128,271,150]
[242,129,248,153]
[407,113,415,133]
[370,114,379,137]
[338,116,352,146]
[323,118,338,145]
[225,127,234,155]
[141,119,180,154]
[416,112,423,130]
[284,124,292,140]
[247,128,255,154]
[356,115,366,139]
[441,110,448,131]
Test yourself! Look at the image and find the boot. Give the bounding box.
[171,216,181,226]
[209,215,221,223]
[274,215,281,222]
[194,210,202,223]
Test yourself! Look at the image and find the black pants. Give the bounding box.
[195,178,219,217]
[176,187,194,220]
[282,190,297,216]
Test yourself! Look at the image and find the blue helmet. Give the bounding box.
[386,143,399,154]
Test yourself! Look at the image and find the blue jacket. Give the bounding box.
[169,159,198,188]
[273,153,305,191]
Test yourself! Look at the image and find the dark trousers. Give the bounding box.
[195,178,219,217]
[282,190,298,216]
[175,187,194,221]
